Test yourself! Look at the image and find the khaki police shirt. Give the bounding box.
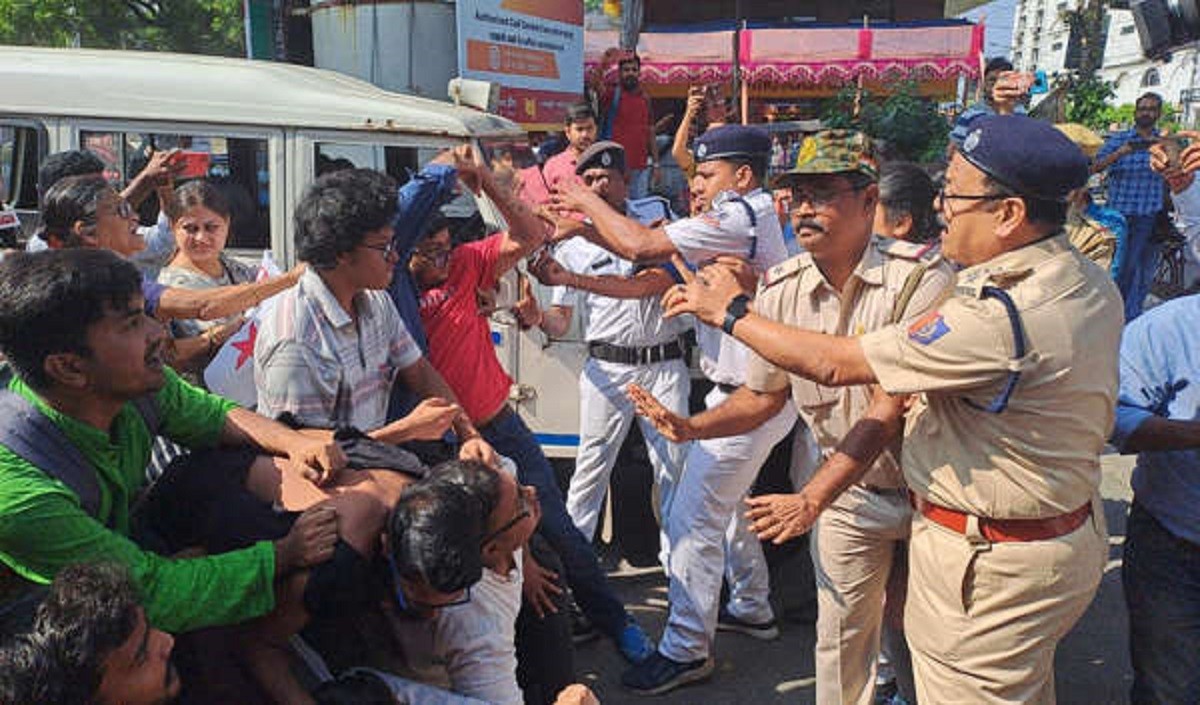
[745,236,955,488]
[859,234,1123,519]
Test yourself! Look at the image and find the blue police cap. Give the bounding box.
[575,140,626,175]
[958,114,1089,202]
[693,124,771,163]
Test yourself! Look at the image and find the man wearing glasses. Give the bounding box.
[631,130,952,705]
[665,114,1122,704]
[388,458,574,705]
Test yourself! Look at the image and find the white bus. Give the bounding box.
[0,45,587,459]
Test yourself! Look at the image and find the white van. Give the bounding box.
[0,45,587,459]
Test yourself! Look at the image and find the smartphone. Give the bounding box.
[1030,70,1049,94]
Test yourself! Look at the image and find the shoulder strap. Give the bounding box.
[889,262,930,324]
[0,390,105,521]
[132,394,162,437]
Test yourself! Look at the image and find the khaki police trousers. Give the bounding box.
[905,497,1106,704]
[811,485,913,705]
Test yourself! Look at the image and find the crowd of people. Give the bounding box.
[0,48,1199,705]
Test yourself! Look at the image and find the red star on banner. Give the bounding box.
[231,321,257,370]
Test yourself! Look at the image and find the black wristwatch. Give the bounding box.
[722,294,751,335]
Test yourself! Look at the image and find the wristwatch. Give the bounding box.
[722,294,751,335]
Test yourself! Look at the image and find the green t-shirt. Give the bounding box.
[0,367,276,632]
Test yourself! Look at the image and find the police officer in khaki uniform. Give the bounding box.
[665,114,1123,704]
[633,130,953,705]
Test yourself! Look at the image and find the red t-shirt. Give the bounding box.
[419,233,513,424]
[602,86,651,169]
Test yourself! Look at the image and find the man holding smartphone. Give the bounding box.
[1092,92,1167,320]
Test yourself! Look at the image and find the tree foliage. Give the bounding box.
[0,0,244,56]
[821,81,949,163]
[1063,74,1116,129]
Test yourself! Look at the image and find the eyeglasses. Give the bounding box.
[413,246,452,268]
[788,183,859,208]
[360,239,398,259]
[101,198,135,219]
[480,485,533,546]
[936,188,1009,210]
[385,549,472,614]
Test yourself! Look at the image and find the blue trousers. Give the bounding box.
[1116,213,1161,321]
[1123,502,1200,704]
[481,408,628,638]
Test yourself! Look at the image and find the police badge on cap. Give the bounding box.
[692,125,771,164]
[575,140,626,175]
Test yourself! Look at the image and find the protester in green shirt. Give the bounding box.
[0,248,347,634]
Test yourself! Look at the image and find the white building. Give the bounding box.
[1010,1,1198,125]
[1097,9,1198,125]
[1010,0,1081,77]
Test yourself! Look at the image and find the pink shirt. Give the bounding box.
[419,234,513,424]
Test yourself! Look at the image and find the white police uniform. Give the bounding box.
[657,186,799,663]
[552,195,690,559]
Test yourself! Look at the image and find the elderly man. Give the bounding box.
[551,124,794,694]
[633,130,953,705]
[669,115,1122,704]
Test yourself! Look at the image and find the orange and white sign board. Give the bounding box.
[457,0,583,126]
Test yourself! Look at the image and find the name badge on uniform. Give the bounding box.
[907,311,950,345]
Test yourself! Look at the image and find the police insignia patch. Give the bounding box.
[963,129,981,153]
[696,143,708,159]
[907,311,950,345]
[601,152,612,166]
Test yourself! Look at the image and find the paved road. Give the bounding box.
[574,454,1136,704]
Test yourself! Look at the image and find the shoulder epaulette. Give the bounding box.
[875,236,942,264]
[761,253,812,288]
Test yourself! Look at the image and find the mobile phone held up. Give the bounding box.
[1030,70,1049,95]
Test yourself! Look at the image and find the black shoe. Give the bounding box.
[621,651,715,695]
[716,606,780,640]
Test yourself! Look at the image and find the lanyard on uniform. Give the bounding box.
[727,196,759,260]
[963,285,1026,414]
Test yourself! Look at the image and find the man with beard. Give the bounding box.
[632,131,953,705]
[593,51,657,199]
[1093,92,1167,319]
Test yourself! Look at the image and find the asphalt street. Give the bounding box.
[574,454,1137,704]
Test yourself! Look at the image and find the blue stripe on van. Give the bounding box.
[534,433,580,447]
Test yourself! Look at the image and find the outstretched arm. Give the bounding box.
[529,249,678,300]
[550,180,676,263]
[456,147,548,276]
[157,266,303,322]
[662,260,875,387]
[629,383,788,442]
[746,390,906,544]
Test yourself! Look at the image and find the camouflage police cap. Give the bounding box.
[776,129,878,182]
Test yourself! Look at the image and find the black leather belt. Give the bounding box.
[588,339,685,366]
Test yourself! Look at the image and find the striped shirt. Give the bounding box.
[255,267,421,431]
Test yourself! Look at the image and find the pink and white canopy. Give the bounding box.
[585,22,983,88]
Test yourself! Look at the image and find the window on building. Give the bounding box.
[1141,68,1160,87]
[1121,24,1136,35]
[1056,2,1067,11]
[1032,48,1040,64]
[81,130,271,249]
[1052,41,1063,51]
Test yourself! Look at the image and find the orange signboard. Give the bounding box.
[499,0,583,26]
[466,39,561,80]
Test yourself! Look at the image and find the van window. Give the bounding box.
[314,143,418,186]
[81,130,271,249]
[1,124,42,210]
